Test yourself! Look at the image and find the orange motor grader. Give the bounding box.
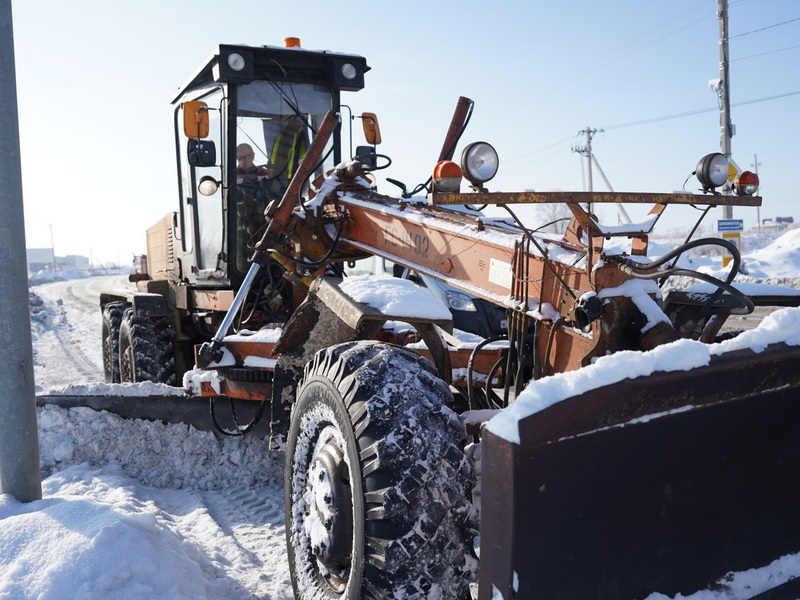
[98,41,800,600]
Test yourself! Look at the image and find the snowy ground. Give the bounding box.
[4,229,800,599]
[9,274,296,599]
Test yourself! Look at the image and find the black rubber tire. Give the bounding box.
[285,341,478,600]
[101,301,129,383]
[118,308,177,385]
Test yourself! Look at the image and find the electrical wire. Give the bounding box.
[604,89,800,130]
[400,99,474,199]
[210,397,268,437]
[730,16,800,39]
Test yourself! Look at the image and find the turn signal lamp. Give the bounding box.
[696,153,730,192]
[461,142,499,188]
[735,170,759,196]
[285,37,301,47]
[433,160,463,193]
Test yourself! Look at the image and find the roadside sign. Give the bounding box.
[721,232,742,268]
[718,219,744,232]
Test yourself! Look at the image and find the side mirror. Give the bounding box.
[183,101,209,139]
[187,139,216,167]
[361,112,381,145]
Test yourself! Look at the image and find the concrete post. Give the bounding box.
[0,0,43,502]
[718,0,734,217]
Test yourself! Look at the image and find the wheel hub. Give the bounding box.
[304,430,353,591]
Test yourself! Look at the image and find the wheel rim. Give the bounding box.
[120,344,134,382]
[303,425,353,593]
[102,329,113,375]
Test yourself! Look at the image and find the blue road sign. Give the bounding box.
[718,219,744,232]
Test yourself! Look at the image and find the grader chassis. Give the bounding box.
[77,42,800,600]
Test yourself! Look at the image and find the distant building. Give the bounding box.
[761,217,795,234]
[26,248,56,272]
[26,248,90,272]
[60,255,90,269]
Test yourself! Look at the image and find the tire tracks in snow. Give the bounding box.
[198,484,292,597]
[33,278,105,386]
[49,296,101,381]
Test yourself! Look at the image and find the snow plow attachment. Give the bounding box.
[479,338,800,600]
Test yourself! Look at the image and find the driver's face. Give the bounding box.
[237,150,255,171]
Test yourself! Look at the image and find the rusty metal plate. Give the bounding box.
[479,342,800,600]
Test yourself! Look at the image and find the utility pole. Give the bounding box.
[574,127,599,192]
[49,223,56,269]
[573,127,631,223]
[0,0,43,502]
[573,127,599,214]
[718,0,734,217]
[752,153,762,232]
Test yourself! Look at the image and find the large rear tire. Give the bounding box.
[285,341,478,600]
[101,301,129,383]
[118,308,177,385]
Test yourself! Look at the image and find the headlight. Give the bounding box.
[461,142,499,186]
[445,290,477,312]
[198,176,219,196]
[227,52,246,72]
[695,152,730,191]
[341,62,358,80]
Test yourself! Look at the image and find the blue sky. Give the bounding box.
[11,0,799,265]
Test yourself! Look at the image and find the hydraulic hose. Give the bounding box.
[466,334,507,411]
[609,237,754,323]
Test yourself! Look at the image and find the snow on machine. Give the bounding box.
[90,40,800,599]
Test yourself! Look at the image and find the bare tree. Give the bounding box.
[534,202,572,234]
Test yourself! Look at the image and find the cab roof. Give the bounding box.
[172,43,370,104]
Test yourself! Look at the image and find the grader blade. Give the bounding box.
[36,393,271,438]
[479,341,800,600]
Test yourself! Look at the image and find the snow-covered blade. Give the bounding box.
[479,338,800,600]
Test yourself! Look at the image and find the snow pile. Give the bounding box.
[737,228,800,278]
[29,269,89,286]
[0,460,290,599]
[37,404,280,489]
[0,400,292,600]
[1,464,239,599]
[44,381,186,398]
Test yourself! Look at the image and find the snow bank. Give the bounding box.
[37,405,280,489]
[0,464,235,599]
[737,229,800,279]
[43,381,186,397]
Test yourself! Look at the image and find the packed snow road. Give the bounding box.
[31,275,131,391]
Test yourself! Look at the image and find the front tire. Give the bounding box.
[285,341,478,600]
[118,308,177,385]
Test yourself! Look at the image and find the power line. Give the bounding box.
[732,43,800,62]
[503,89,799,174]
[730,16,800,38]
[500,2,713,114]
[603,89,800,130]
